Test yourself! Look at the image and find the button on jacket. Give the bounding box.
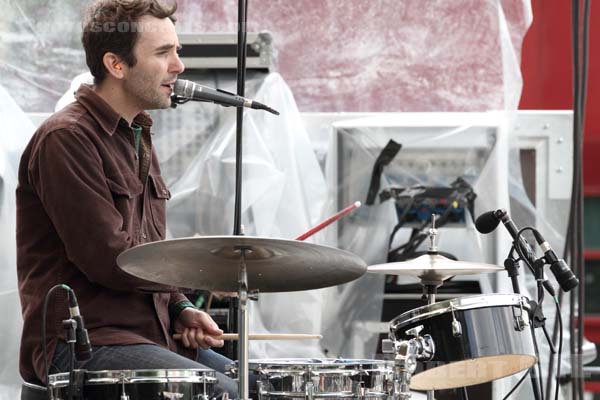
[16,84,193,384]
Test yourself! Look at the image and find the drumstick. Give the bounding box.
[173,333,322,341]
[295,201,362,241]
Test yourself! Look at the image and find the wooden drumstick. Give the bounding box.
[173,333,322,341]
[295,201,361,241]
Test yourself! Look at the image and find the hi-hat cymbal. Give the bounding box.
[117,236,367,292]
[368,253,503,285]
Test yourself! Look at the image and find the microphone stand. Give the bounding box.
[233,1,250,399]
[62,319,85,400]
[503,245,543,400]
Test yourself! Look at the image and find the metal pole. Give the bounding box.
[426,287,436,400]
[233,2,249,396]
[238,251,249,399]
[233,0,248,236]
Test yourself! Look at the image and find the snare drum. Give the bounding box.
[390,294,537,391]
[48,369,216,400]
[235,358,392,399]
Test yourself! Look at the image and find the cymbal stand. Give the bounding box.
[236,247,250,399]
[423,217,438,400]
[423,287,437,400]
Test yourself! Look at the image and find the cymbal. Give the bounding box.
[368,253,503,285]
[117,236,367,292]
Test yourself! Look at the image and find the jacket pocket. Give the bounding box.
[106,173,143,230]
[147,174,170,238]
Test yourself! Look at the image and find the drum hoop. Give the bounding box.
[260,390,389,398]
[390,293,530,330]
[48,368,217,386]
[249,358,389,374]
[255,367,387,376]
[249,358,387,365]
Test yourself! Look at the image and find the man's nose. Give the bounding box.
[171,54,185,75]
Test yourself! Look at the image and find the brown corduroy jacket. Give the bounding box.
[16,85,192,384]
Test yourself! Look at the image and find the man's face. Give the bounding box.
[122,15,184,110]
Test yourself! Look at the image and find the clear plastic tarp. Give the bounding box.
[0,85,35,399]
[160,72,330,359]
[2,1,585,399]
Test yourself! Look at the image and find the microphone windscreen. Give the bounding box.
[173,79,192,97]
[475,211,501,234]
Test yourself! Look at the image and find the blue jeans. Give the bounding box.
[52,341,238,398]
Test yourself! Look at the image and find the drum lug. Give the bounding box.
[305,381,315,400]
[452,319,462,337]
[256,380,265,400]
[450,304,462,337]
[120,373,130,400]
[513,298,530,331]
[354,381,366,398]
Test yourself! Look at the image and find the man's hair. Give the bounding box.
[82,0,177,84]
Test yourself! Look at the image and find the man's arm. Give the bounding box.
[29,128,154,291]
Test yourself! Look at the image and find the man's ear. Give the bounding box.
[102,52,126,80]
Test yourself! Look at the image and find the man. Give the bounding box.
[16,0,237,396]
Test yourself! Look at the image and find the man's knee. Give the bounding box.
[214,372,238,399]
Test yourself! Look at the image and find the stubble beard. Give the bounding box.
[123,72,171,111]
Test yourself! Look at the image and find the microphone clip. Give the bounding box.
[170,95,191,109]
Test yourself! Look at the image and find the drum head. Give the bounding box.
[410,354,537,390]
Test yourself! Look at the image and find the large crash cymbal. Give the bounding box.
[368,253,503,286]
[117,236,367,292]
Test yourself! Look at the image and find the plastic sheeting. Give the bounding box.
[0,85,35,399]
[316,113,509,362]
[2,0,581,399]
[162,72,329,359]
[1,0,533,114]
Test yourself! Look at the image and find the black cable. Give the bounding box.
[531,323,545,400]
[502,369,531,400]
[554,296,564,400]
[547,288,564,397]
[513,225,561,399]
[42,284,72,389]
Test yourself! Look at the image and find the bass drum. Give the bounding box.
[48,369,216,400]
[390,293,537,391]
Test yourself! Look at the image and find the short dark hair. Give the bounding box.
[82,0,177,84]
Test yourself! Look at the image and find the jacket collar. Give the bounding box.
[75,84,153,135]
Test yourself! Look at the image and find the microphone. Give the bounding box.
[532,230,579,292]
[475,209,538,267]
[67,291,93,361]
[172,79,280,115]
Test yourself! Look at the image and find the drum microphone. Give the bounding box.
[476,209,578,292]
[172,79,280,115]
[67,290,93,361]
[531,230,579,292]
[475,209,538,267]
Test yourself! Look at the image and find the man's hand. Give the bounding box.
[174,308,224,349]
